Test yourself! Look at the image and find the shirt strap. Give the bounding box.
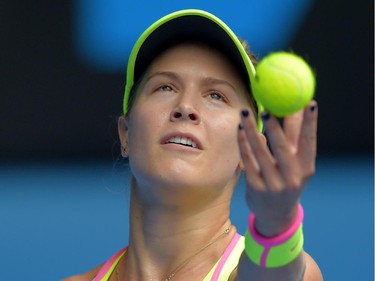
[204,233,244,281]
[94,247,128,281]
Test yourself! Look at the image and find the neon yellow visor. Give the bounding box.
[123,9,263,131]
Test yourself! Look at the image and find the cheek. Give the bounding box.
[209,116,241,162]
[126,112,158,180]
[126,107,169,160]
[222,133,241,165]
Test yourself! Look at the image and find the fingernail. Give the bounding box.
[261,112,271,121]
[241,109,249,117]
[310,104,317,112]
[238,123,243,130]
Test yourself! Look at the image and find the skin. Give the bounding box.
[63,43,322,281]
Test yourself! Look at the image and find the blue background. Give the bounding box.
[1,0,373,158]
[1,0,373,280]
[1,156,373,280]
[73,0,314,70]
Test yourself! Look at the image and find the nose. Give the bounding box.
[170,95,201,124]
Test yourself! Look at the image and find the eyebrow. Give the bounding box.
[145,71,238,92]
[145,71,181,84]
[202,77,237,93]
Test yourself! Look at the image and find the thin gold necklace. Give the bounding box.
[115,225,232,281]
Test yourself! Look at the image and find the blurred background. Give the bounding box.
[1,0,373,280]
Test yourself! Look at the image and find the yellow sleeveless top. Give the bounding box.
[94,233,244,281]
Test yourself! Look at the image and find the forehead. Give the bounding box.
[127,41,256,116]
[147,42,247,86]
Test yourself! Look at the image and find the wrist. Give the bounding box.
[254,204,299,237]
[244,203,304,268]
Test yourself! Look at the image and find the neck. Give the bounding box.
[122,179,236,280]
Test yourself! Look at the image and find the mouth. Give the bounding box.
[161,133,202,150]
[167,136,198,148]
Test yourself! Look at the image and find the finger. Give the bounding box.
[261,111,297,184]
[297,100,318,176]
[240,109,281,188]
[283,110,304,153]
[237,123,264,191]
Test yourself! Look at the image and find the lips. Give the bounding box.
[161,133,202,149]
[167,136,197,148]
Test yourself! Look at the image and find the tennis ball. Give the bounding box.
[252,52,315,117]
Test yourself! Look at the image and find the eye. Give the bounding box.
[158,85,173,92]
[209,92,226,102]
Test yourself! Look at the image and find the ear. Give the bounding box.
[118,115,129,157]
[238,132,267,171]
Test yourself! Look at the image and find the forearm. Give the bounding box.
[237,250,323,281]
[236,204,322,281]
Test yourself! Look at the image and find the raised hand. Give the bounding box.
[237,100,318,236]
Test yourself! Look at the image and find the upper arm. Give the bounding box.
[303,252,323,281]
[60,263,103,281]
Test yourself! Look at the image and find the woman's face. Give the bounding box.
[120,42,251,201]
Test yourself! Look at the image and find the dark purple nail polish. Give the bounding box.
[261,112,270,121]
[238,123,243,130]
[241,109,249,117]
[310,104,317,112]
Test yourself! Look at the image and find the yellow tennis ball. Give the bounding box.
[252,52,315,117]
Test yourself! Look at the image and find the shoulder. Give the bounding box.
[61,263,103,281]
[304,252,323,281]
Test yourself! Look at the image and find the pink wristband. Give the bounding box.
[245,203,304,267]
[248,203,304,246]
